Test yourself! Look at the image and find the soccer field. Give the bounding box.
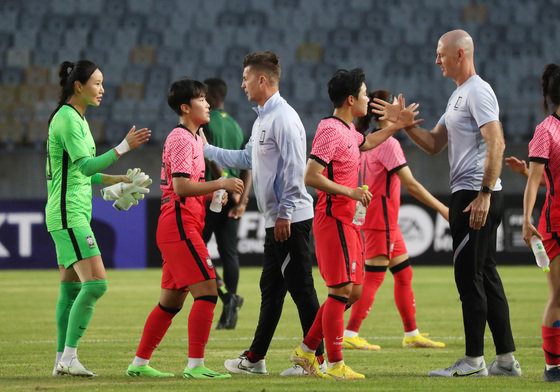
[0,265,556,391]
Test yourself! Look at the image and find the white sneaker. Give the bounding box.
[487,360,522,376]
[56,356,97,377]
[224,351,268,375]
[429,357,488,377]
[52,363,62,377]
[280,362,327,376]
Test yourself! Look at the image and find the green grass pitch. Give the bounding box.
[0,265,557,391]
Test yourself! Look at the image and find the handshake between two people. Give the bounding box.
[100,168,152,211]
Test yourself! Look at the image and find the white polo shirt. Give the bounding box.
[438,75,502,193]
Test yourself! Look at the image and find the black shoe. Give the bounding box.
[544,366,560,382]
[215,300,229,330]
[224,294,244,330]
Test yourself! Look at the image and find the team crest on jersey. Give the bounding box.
[206,257,214,269]
[259,130,266,144]
[454,96,462,109]
[85,235,95,248]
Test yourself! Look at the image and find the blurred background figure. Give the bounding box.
[202,77,252,330]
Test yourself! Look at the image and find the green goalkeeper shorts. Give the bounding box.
[50,225,101,268]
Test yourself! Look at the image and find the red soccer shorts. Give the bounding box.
[363,227,408,261]
[314,212,363,286]
[158,233,216,290]
[543,236,560,263]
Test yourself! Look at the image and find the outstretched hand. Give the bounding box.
[125,126,151,150]
[371,94,402,122]
[504,156,528,176]
[371,94,424,128]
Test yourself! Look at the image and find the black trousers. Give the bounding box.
[450,190,515,357]
[202,202,240,294]
[249,218,324,357]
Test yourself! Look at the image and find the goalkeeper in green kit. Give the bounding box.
[45,60,151,377]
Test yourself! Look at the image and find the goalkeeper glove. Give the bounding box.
[109,168,153,211]
[113,192,140,211]
[127,168,152,188]
[100,181,150,201]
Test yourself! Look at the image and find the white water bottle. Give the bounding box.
[209,172,228,213]
[531,235,550,272]
[352,185,369,226]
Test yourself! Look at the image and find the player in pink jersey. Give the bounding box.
[126,79,243,380]
[522,64,560,382]
[342,89,448,352]
[290,69,422,380]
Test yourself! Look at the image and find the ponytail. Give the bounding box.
[541,63,560,114]
[48,60,98,125]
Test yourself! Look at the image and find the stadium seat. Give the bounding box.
[119,82,144,101]
[5,48,30,68]
[104,120,132,144]
[82,48,108,67]
[130,46,156,66]
[0,0,19,32]
[0,85,17,108]
[146,66,170,91]
[33,101,57,122]
[0,118,24,149]
[26,118,49,148]
[126,0,154,13]
[2,68,23,85]
[88,119,105,144]
[75,0,103,13]
[16,85,42,106]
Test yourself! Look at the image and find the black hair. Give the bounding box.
[327,68,365,108]
[355,89,393,134]
[204,78,227,108]
[541,63,560,114]
[167,78,208,116]
[48,60,98,124]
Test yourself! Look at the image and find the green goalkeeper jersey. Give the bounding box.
[45,104,97,231]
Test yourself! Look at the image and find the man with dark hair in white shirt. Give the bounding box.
[204,51,324,376]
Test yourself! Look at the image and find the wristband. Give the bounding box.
[114,139,130,156]
[480,186,493,194]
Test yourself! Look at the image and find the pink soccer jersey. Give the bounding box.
[360,136,407,230]
[529,113,560,238]
[157,125,207,242]
[310,117,365,224]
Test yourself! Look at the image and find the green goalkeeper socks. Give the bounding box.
[65,279,108,348]
[55,282,82,352]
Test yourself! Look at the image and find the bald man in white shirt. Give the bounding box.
[374,29,521,378]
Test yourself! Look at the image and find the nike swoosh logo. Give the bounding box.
[347,145,352,149]
[452,369,483,377]
[194,155,199,159]
[78,326,86,330]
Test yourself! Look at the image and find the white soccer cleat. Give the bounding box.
[52,363,62,377]
[56,356,98,377]
[486,360,522,376]
[224,351,268,375]
[429,357,488,377]
[280,361,327,376]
